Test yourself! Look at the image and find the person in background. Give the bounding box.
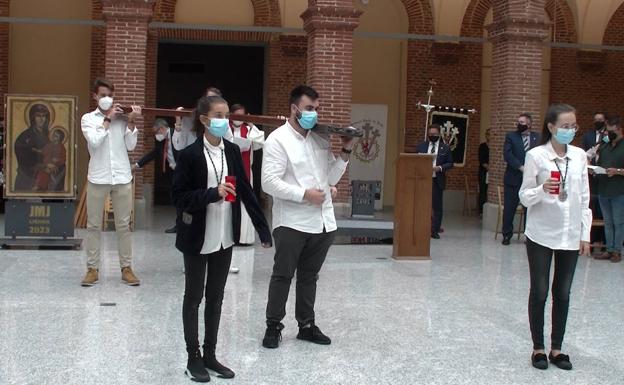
[80,78,142,287]
[502,113,540,245]
[594,115,624,262]
[228,103,265,246]
[133,118,177,233]
[416,124,454,239]
[172,95,272,382]
[582,112,607,151]
[584,112,608,254]
[520,103,591,371]
[478,128,490,215]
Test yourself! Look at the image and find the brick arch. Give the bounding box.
[460,0,576,42]
[400,0,434,35]
[154,0,281,26]
[603,2,624,45]
[544,0,576,43]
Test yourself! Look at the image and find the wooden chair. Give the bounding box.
[463,175,479,216]
[495,185,525,240]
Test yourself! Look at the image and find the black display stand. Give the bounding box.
[1,199,82,249]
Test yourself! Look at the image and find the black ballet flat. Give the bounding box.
[549,352,572,370]
[531,353,548,370]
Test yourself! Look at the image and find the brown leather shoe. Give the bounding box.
[81,268,99,287]
[121,267,141,286]
[611,253,622,263]
[594,251,613,260]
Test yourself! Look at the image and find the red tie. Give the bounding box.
[162,137,169,173]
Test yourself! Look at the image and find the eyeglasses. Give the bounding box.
[558,125,579,131]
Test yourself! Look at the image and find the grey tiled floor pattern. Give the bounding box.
[1,208,623,385]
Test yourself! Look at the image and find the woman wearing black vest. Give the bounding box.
[173,95,272,382]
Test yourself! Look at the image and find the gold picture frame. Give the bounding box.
[4,95,77,198]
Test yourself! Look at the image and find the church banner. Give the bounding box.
[349,104,388,210]
[430,111,469,167]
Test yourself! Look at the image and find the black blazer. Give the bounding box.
[582,129,602,151]
[415,140,454,190]
[136,127,176,168]
[503,131,540,187]
[172,137,272,256]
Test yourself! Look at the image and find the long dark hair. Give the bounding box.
[192,95,228,137]
[540,103,576,145]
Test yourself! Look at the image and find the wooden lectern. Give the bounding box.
[393,153,435,260]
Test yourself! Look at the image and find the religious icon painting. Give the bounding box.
[3,95,77,198]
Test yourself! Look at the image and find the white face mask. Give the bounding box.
[98,96,113,111]
[232,120,244,127]
[155,133,166,142]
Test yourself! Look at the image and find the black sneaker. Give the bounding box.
[549,352,572,370]
[502,236,511,246]
[297,324,331,345]
[165,225,177,234]
[185,350,211,382]
[203,354,235,379]
[262,322,284,349]
[531,352,548,370]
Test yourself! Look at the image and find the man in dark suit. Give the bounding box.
[416,124,454,239]
[583,112,608,250]
[478,129,491,215]
[582,112,606,151]
[133,118,178,233]
[502,113,540,245]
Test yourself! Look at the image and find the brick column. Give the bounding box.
[102,0,155,202]
[302,0,361,203]
[485,0,549,209]
[0,0,9,121]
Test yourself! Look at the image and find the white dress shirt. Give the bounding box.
[172,116,197,151]
[519,141,592,250]
[81,109,138,185]
[200,136,234,254]
[262,121,348,233]
[427,140,439,177]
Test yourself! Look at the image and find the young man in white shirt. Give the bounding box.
[80,79,142,287]
[261,85,355,348]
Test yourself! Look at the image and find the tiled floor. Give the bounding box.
[1,208,623,385]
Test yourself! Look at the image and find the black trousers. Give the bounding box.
[526,238,578,350]
[183,247,233,354]
[432,180,443,233]
[503,183,522,238]
[478,171,488,214]
[266,227,335,327]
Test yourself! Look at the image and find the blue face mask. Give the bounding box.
[603,135,610,144]
[207,118,229,138]
[296,107,318,130]
[554,127,576,145]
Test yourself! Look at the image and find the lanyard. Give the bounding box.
[204,144,224,185]
[554,157,569,189]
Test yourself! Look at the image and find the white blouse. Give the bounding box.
[519,141,592,250]
[200,137,234,254]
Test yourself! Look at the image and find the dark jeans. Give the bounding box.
[590,194,605,246]
[266,227,335,327]
[526,238,579,350]
[432,181,443,233]
[183,247,233,354]
[478,171,488,214]
[598,194,624,254]
[503,183,522,238]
